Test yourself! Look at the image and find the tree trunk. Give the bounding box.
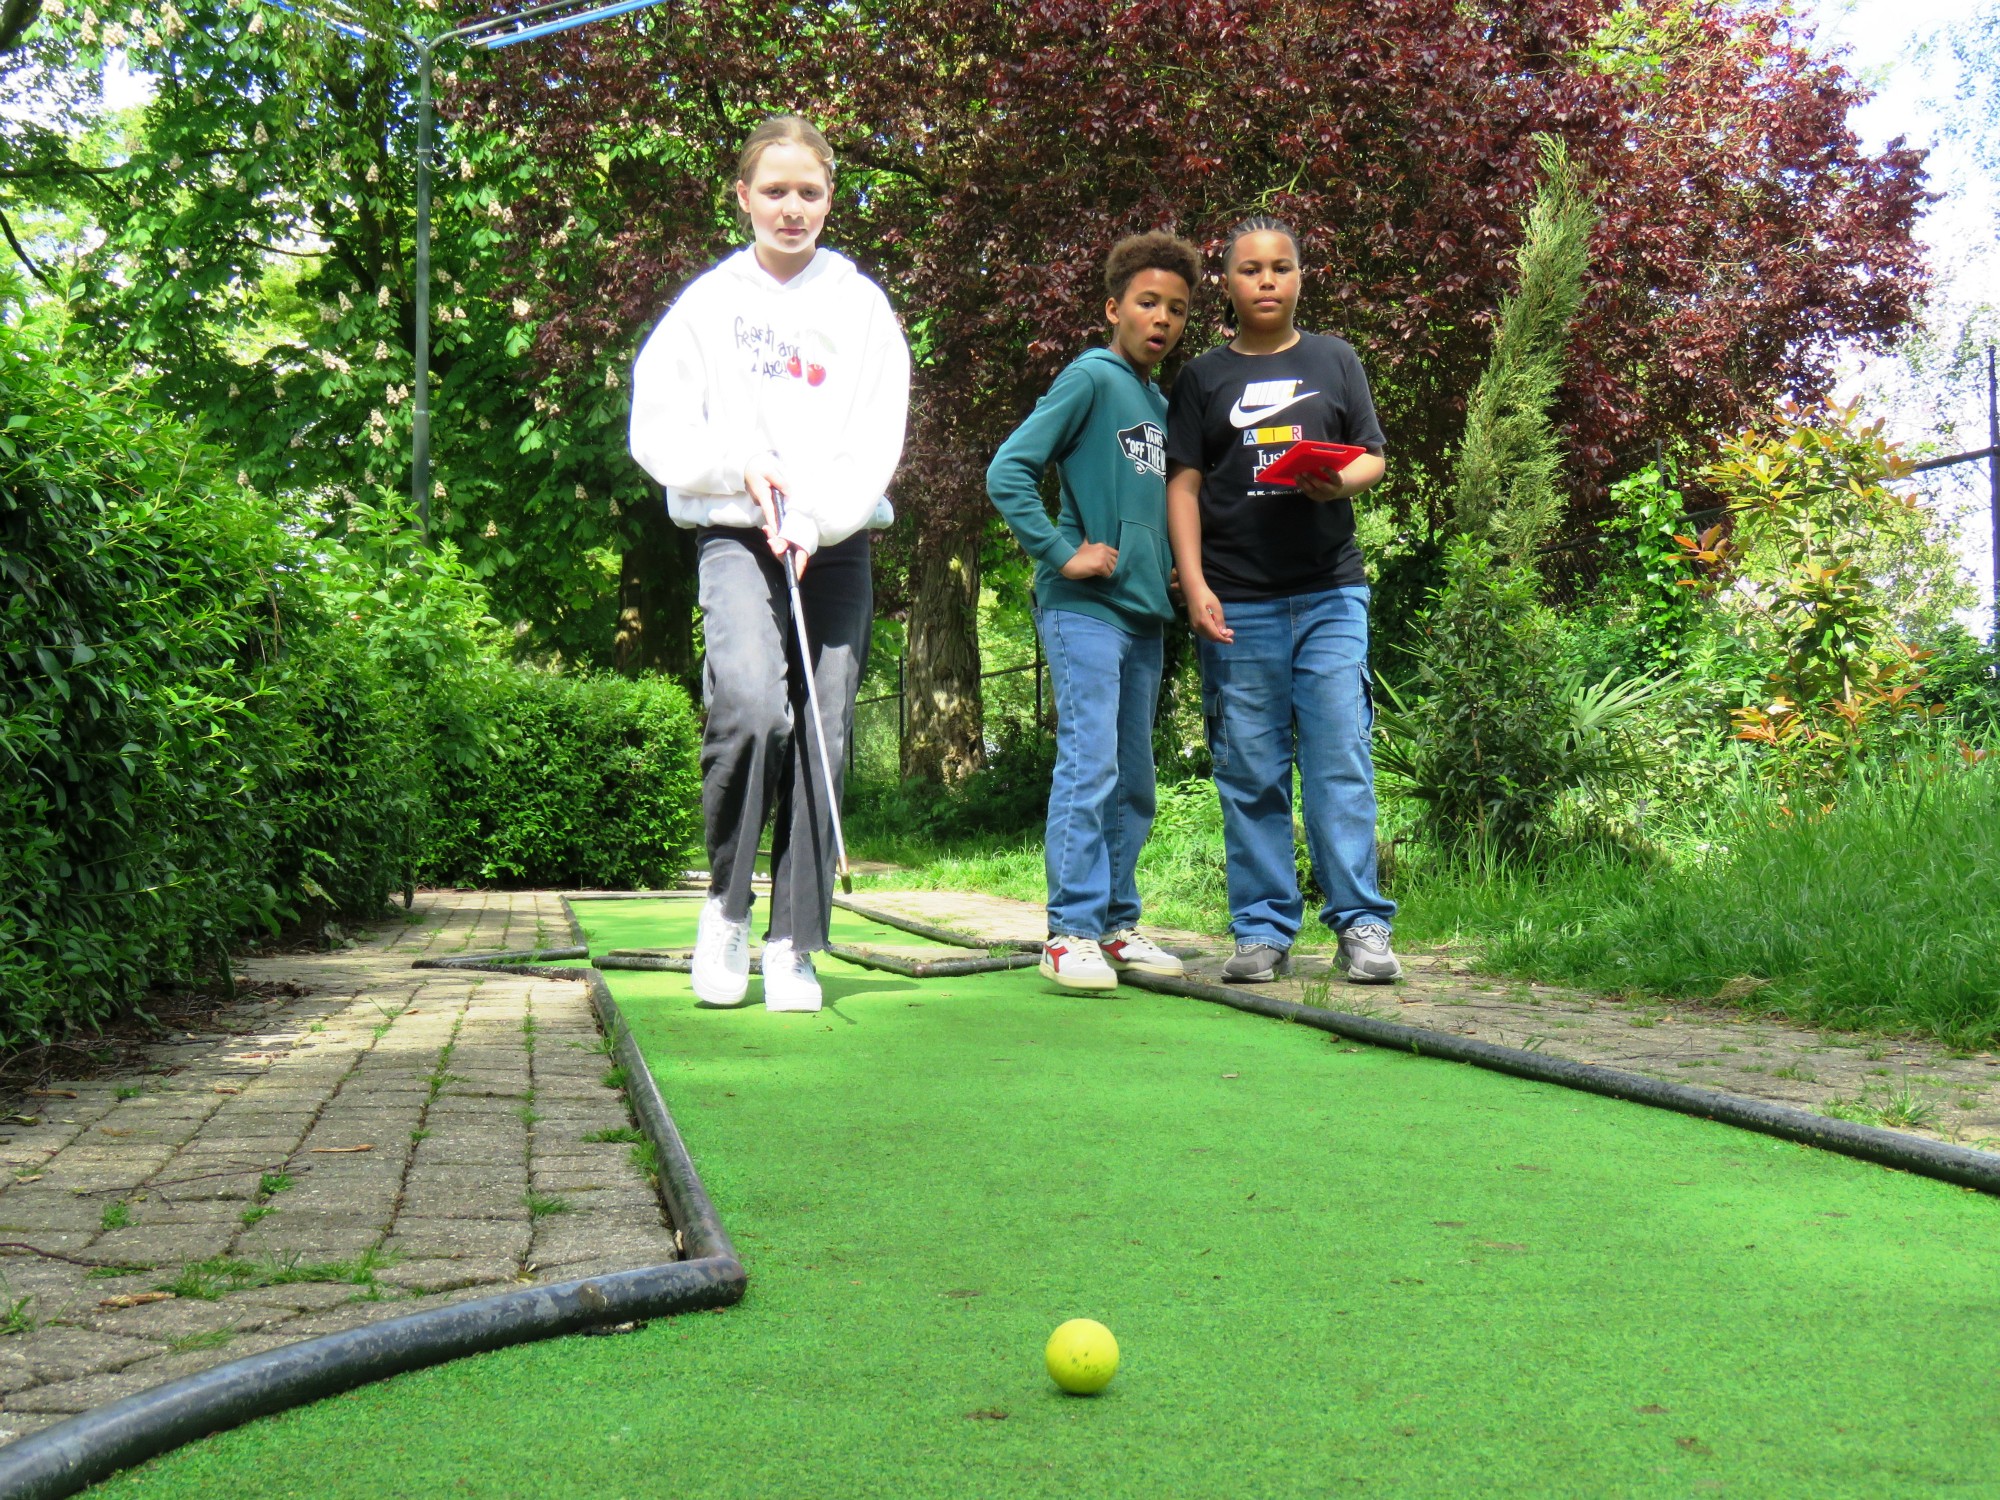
[0,0,42,55]
[615,503,699,689]
[902,511,984,784]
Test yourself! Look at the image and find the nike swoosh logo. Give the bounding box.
[1228,390,1320,427]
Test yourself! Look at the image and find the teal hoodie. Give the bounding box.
[985,347,1175,635]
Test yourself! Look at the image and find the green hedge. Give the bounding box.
[0,316,459,1040]
[421,672,702,890]
[1,306,703,1043]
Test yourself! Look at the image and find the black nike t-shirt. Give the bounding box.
[1164,332,1386,600]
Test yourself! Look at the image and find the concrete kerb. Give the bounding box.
[0,895,743,1500]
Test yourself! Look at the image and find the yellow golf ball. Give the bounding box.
[1045,1318,1119,1395]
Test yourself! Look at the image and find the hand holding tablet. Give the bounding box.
[1252,440,1368,488]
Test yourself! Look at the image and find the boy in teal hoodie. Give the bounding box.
[987,231,1202,991]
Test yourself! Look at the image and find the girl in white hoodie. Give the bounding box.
[629,115,911,1013]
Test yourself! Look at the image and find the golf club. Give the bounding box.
[772,491,853,895]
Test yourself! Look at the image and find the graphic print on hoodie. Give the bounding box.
[986,346,1177,635]
[628,248,912,554]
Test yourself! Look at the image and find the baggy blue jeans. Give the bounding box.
[1196,584,1395,949]
[1036,607,1164,938]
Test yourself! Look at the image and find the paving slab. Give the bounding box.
[0,891,675,1443]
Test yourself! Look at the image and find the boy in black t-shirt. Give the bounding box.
[1164,216,1401,985]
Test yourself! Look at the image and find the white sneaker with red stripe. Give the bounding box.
[1040,934,1117,991]
[1100,929,1185,977]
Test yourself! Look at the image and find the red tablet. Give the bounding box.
[1253,440,1367,487]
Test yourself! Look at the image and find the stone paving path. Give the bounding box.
[0,893,674,1444]
[845,888,2000,1153]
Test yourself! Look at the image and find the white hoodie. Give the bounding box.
[628,247,911,554]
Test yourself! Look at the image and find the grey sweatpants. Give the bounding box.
[696,526,871,953]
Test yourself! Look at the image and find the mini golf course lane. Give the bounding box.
[94,901,2000,1498]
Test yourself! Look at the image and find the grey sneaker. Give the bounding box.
[1338,923,1403,983]
[1221,942,1290,983]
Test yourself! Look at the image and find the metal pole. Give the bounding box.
[412,38,434,539]
[1033,631,1043,732]
[1988,344,1997,645]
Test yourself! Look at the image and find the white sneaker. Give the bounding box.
[1040,935,1117,991]
[1100,928,1185,977]
[691,898,751,1008]
[761,938,823,1012]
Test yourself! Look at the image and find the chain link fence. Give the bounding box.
[851,654,1047,784]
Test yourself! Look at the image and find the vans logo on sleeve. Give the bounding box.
[1117,421,1167,477]
[1228,380,1319,428]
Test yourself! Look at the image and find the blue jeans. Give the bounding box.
[1197,584,1394,948]
[1037,608,1164,938]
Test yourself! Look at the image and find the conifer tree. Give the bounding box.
[1450,137,1598,561]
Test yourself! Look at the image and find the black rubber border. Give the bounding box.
[825,946,1040,979]
[0,898,742,1500]
[593,947,1038,980]
[841,903,2000,1197]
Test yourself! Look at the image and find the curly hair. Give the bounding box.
[1103,230,1203,302]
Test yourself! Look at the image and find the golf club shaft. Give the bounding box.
[773,494,853,893]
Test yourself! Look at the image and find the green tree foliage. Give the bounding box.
[11,0,635,662]
[1690,400,1959,791]
[420,672,702,890]
[1449,138,1598,559]
[1376,543,1671,850]
[1604,463,1706,670]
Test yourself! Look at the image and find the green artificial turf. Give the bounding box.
[96,899,2000,1498]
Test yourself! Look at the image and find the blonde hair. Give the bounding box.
[734,114,836,192]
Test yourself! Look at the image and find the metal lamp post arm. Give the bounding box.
[259,0,673,540]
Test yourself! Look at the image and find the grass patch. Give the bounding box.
[100,1200,131,1231]
[583,1126,645,1145]
[1391,757,2000,1047]
[240,1205,274,1227]
[601,1066,627,1092]
[84,1264,155,1279]
[164,1328,232,1355]
[855,777,1235,944]
[628,1138,659,1186]
[0,1295,33,1336]
[257,1172,294,1199]
[524,1193,571,1219]
[1823,1085,1940,1132]
[159,1248,396,1302]
[114,1084,143,1101]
